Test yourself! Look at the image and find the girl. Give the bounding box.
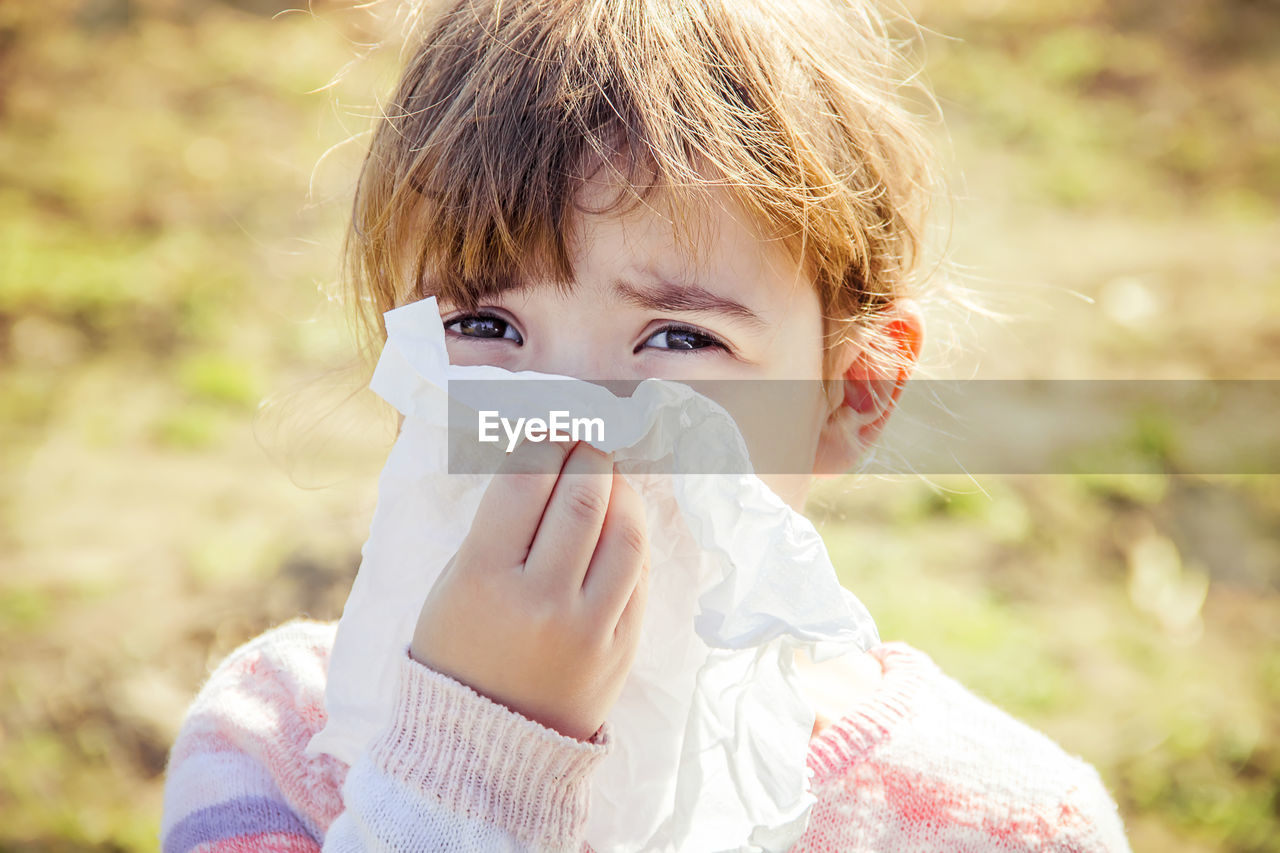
[161,0,1131,850]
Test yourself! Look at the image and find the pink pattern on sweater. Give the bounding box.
[194,832,319,853]
[162,621,1131,852]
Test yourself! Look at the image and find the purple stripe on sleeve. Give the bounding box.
[163,795,317,853]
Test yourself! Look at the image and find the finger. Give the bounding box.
[459,435,574,569]
[614,545,650,645]
[582,471,648,627]
[525,441,613,590]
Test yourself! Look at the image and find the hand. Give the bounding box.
[410,439,650,741]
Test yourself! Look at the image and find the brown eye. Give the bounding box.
[642,325,725,352]
[446,313,523,343]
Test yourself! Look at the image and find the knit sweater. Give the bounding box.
[161,620,1130,852]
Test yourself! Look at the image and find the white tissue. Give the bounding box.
[307,296,879,852]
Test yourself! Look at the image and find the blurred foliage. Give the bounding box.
[1,0,1277,851]
[812,473,1280,853]
[911,0,1280,215]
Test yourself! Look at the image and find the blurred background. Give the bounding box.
[0,0,1277,850]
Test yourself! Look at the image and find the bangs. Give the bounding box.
[348,0,935,356]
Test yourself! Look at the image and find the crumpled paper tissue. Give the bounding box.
[307,296,879,852]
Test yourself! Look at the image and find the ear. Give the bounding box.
[812,303,923,476]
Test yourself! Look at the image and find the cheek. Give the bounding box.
[722,288,830,485]
[443,339,515,368]
[746,369,826,509]
[761,285,827,381]
[709,379,829,478]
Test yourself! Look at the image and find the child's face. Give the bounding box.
[435,179,845,509]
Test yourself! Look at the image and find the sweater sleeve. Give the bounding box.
[160,622,607,853]
[323,651,609,852]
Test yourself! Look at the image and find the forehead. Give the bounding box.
[567,170,808,294]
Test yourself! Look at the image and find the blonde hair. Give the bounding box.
[345,0,938,376]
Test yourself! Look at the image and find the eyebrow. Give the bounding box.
[612,278,767,330]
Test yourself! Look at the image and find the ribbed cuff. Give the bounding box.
[371,650,610,848]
